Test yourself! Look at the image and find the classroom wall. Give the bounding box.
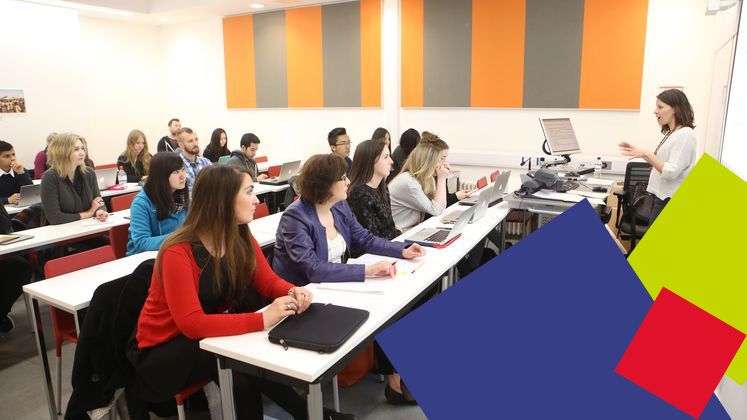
[0,0,740,174]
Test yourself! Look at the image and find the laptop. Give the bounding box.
[12,184,42,207]
[217,155,231,164]
[460,170,511,207]
[441,187,491,224]
[94,167,119,190]
[405,205,475,248]
[259,160,301,185]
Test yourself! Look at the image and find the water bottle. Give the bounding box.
[117,166,127,186]
[594,157,602,178]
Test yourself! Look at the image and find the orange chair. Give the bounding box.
[175,379,212,420]
[268,165,281,178]
[94,163,118,170]
[110,192,137,212]
[255,156,269,163]
[490,169,501,183]
[45,246,117,414]
[476,176,488,190]
[254,202,270,219]
[109,224,130,259]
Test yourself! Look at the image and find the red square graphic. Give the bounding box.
[615,288,745,418]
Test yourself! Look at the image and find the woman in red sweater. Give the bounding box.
[127,165,347,419]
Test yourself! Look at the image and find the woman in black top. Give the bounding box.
[347,139,417,405]
[203,128,230,163]
[387,128,420,183]
[117,129,152,182]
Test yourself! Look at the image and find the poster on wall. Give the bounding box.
[0,89,26,113]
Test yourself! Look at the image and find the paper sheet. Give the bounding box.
[316,280,394,294]
[347,255,425,275]
[531,190,605,206]
[81,218,117,226]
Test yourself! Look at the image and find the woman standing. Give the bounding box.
[117,129,152,183]
[619,89,697,223]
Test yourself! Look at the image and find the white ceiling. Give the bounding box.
[20,0,349,25]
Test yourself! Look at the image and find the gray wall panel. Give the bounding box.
[523,0,585,108]
[322,2,361,107]
[253,11,288,108]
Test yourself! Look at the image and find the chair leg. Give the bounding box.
[177,402,186,420]
[56,355,63,414]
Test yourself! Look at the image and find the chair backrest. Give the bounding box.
[110,192,137,212]
[490,169,501,183]
[476,176,488,190]
[268,165,281,178]
[255,156,269,163]
[95,163,118,170]
[624,162,652,192]
[109,224,130,259]
[254,202,270,219]
[45,245,117,278]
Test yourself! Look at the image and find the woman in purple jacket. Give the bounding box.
[272,154,425,286]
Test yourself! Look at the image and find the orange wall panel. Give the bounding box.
[286,7,324,107]
[223,15,256,108]
[361,0,382,107]
[401,0,423,107]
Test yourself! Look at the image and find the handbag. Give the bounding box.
[268,303,369,353]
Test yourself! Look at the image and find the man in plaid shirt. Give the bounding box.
[177,127,211,196]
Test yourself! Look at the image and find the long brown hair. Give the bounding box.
[122,129,151,177]
[156,165,256,301]
[657,89,695,135]
[348,139,390,201]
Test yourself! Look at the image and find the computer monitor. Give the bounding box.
[539,117,581,156]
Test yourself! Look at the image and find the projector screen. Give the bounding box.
[722,2,747,181]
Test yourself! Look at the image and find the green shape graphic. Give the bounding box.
[628,154,747,385]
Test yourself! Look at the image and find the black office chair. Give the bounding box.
[614,162,653,252]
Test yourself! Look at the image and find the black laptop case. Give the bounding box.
[268,303,369,353]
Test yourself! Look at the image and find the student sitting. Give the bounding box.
[328,127,353,175]
[41,133,108,225]
[80,137,96,169]
[272,154,425,286]
[227,133,268,181]
[371,127,391,149]
[347,139,401,241]
[202,128,230,163]
[128,165,352,420]
[176,127,211,195]
[34,132,56,180]
[117,129,152,183]
[157,118,181,152]
[126,152,188,255]
[420,132,471,206]
[388,142,448,232]
[0,140,33,205]
[388,128,420,183]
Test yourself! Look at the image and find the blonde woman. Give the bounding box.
[388,143,449,232]
[117,129,152,183]
[41,133,108,225]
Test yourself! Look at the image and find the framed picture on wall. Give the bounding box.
[0,89,26,113]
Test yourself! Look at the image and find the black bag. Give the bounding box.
[268,303,369,353]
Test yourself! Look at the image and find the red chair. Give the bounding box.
[255,156,269,163]
[254,202,270,219]
[94,163,118,170]
[44,246,117,414]
[490,169,501,183]
[110,192,137,212]
[109,224,130,259]
[175,379,212,420]
[268,165,281,178]
[476,176,488,190]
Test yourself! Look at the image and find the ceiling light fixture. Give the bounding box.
[22,0,135,16]
[158,17,171,23]
[250,3,265,9]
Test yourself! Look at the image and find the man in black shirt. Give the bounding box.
[157,118,181,152]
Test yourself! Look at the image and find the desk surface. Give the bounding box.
[0,209,131,257]
[5,183,142,215]
[200,200,511,383]
[23,251,157,312]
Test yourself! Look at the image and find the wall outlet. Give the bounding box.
[601,160,612,170]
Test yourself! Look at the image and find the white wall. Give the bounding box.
[0,0,741,178]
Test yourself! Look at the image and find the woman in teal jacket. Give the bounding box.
[126,152,189,255]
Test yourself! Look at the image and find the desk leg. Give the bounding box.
[216,359,236,420]
[447,266,456,288]
[500,219,506,253]
[307,383,323,420]
[332,375,340,411]
[73,311,82,335]
[27,294,56,420]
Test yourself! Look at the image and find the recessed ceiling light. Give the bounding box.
[158,17,171,23]
[250,3,265,9]
[23,0,134,16]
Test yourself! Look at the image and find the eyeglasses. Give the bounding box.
[335,141,352,147]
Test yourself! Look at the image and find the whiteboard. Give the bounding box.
[722,1,747,181]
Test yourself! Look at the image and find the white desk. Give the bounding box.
[23,251,157,420]
[0,209,130,257]
[201,200,511,420]
[4,183,141,216]
[253,182,289,195]
[249,212,281,247]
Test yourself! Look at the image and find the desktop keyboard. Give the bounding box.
[424,230,450,242]
[558,180,580,192]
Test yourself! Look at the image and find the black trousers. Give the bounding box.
[127,333,308,420]
[650,197,670,226]
[0,256,31,317]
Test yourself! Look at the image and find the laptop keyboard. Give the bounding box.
[424,229,450,242]
[559,180,580,192]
